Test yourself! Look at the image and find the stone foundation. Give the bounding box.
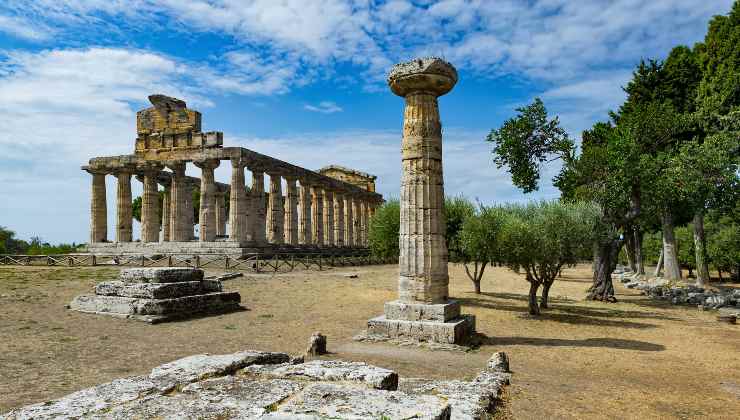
[68,267,242,323]
[367,314,476,345]
[4,350,510,419]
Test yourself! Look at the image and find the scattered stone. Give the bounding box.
[243,360,399,390]
[206,272,243,281]
[305,331,327,356]
[717,314,737,324]
[288,355,305,365]
[119,267,203,283]
[488,351,510,373]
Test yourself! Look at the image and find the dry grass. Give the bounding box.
[1,264,739,418]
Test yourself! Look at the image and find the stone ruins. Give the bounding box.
[68,267,242,323]
[5,349,511,419]
[83,94,384,256]
[366,57,476,344]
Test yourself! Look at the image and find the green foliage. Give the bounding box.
[0,226,29,254]
[444,196,476,262]
[675,226,696,271]
[487,98,574,193]
[706,209,740,276]
[0,227,80,255]
[368,199,400,259]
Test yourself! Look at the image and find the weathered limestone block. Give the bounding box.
[68,291,241,319]
[367,314,475,345]
[95,280,222,299]
[384,299,461,322]
[119,267,204,283]
[243,360,399,390]
[305,331,327,357]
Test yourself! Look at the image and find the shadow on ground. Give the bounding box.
[474,334,665,351]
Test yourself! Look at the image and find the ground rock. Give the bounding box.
[305,331,327,356]
[95,280,222,299]
[243,360,399,390]
[118,267,204,283]
[704,294,728,308]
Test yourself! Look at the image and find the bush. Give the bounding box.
[368,199,400,259]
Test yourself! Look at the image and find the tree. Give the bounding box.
[444,196,476,262]
[368,199,400,259]
[458,206,503,293]
[486,98,573,193]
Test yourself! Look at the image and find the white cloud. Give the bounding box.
[304,101,343,114]
[0,14,52,41]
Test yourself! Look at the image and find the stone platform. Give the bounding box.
[68,267,242,323]
[366,300,476,345]
[87,241,369,256]
[4,349,511,419]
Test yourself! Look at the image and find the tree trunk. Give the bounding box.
[693,211,710,287]
[624,227,637,272]
[718,269,723,282]
[634,228,645,275]
[540,280,553,309]
[528,280,541,315]
[464,261,486,294]
[654,248,663,277]
[588,239,618,302]
[661,211,682,281]
[591,241,600,287]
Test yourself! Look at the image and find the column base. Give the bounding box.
[367,300,476,345]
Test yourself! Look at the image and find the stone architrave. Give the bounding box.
[333,193,345,247]
[267,173,284,244]
[196,159,220,242]
[367,57,475,344]
[167,162,187,241]
[344,195,354,247]
[250,169,267,245]
[284,177,299,245]
[323,189,334,246]
[161,182,171,242]
[229,159,248,243]
[115,171,133,243]
[311,186,324,246]
[299,181,312,245]
[141,170,161,243]
[88,170,108,243]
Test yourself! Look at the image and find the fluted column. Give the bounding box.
[215,190,227,237]
[196,159,219,242]
[141,171,160,243]
[250,169,267,245]
[323,189,334,246]
[299,181,312,245]
[167,162,187,241]
[334,193,345,247]
[267,173,284,244]
[352,198,361,247]
[161,182,171,242]
[345,195,354,247]
[311,185,324,246]
[361,200,370,246]
[285,177,299,245]
[229,159,249,243]
[88,170,107,243]
[115,171,132,243]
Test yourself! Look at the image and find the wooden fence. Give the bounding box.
[0,252,397,273]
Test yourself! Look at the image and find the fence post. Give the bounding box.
[168,255,173,267]
[195,255,201,268]
[225,256,229,270]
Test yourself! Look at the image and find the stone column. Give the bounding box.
[215,190,227,237]
[267,173,284,244]
[352,198,361,247]
[184,181,194,240]
[114,171,132,243]
[229,159,248,243]
[196,159,219,242]
[284,177,299,245]
[299,181,312,245]
[167,162,187,242]
[367,57,474,344]
[323,189,334,247]
[88,170,107,243]
[344,195,354,248]
[311,185,324,246]
[161,181,171,242]
[334,192,345,247]
[250,168,267,245]
[141,170,160,243]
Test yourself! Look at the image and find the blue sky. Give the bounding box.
[0,0,733,244]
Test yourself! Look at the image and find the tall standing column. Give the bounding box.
[311,185,324,246]
[285,177,299,245]
[299,181,312,245]
[184,181,194,240]
[267,173,284,244]
[161,181,171,242]
[141,170,160,243]
[352,199,361,247]
[323,189,334,246]
[367,57,474,344]
[250,169,267,245]
[229,159,249,243]
[215,190,227,237]
[115,171,132,243]
[334,193,345,247]
[88,170,108,243]
[345,195,354,247]
[167,162,187,241]
[196,159,219,242]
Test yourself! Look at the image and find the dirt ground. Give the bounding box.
[1,263,739,418]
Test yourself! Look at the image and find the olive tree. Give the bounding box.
[458,206,504,293]
[368,199,400,259]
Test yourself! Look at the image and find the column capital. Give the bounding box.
[165,161,186,175]
[387,57,457,98]
[193,158,221,170]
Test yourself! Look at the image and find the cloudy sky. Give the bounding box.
[0,0,733,244]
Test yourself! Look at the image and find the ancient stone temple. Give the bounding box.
[366,58,476,344]
[83,95,383,256]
